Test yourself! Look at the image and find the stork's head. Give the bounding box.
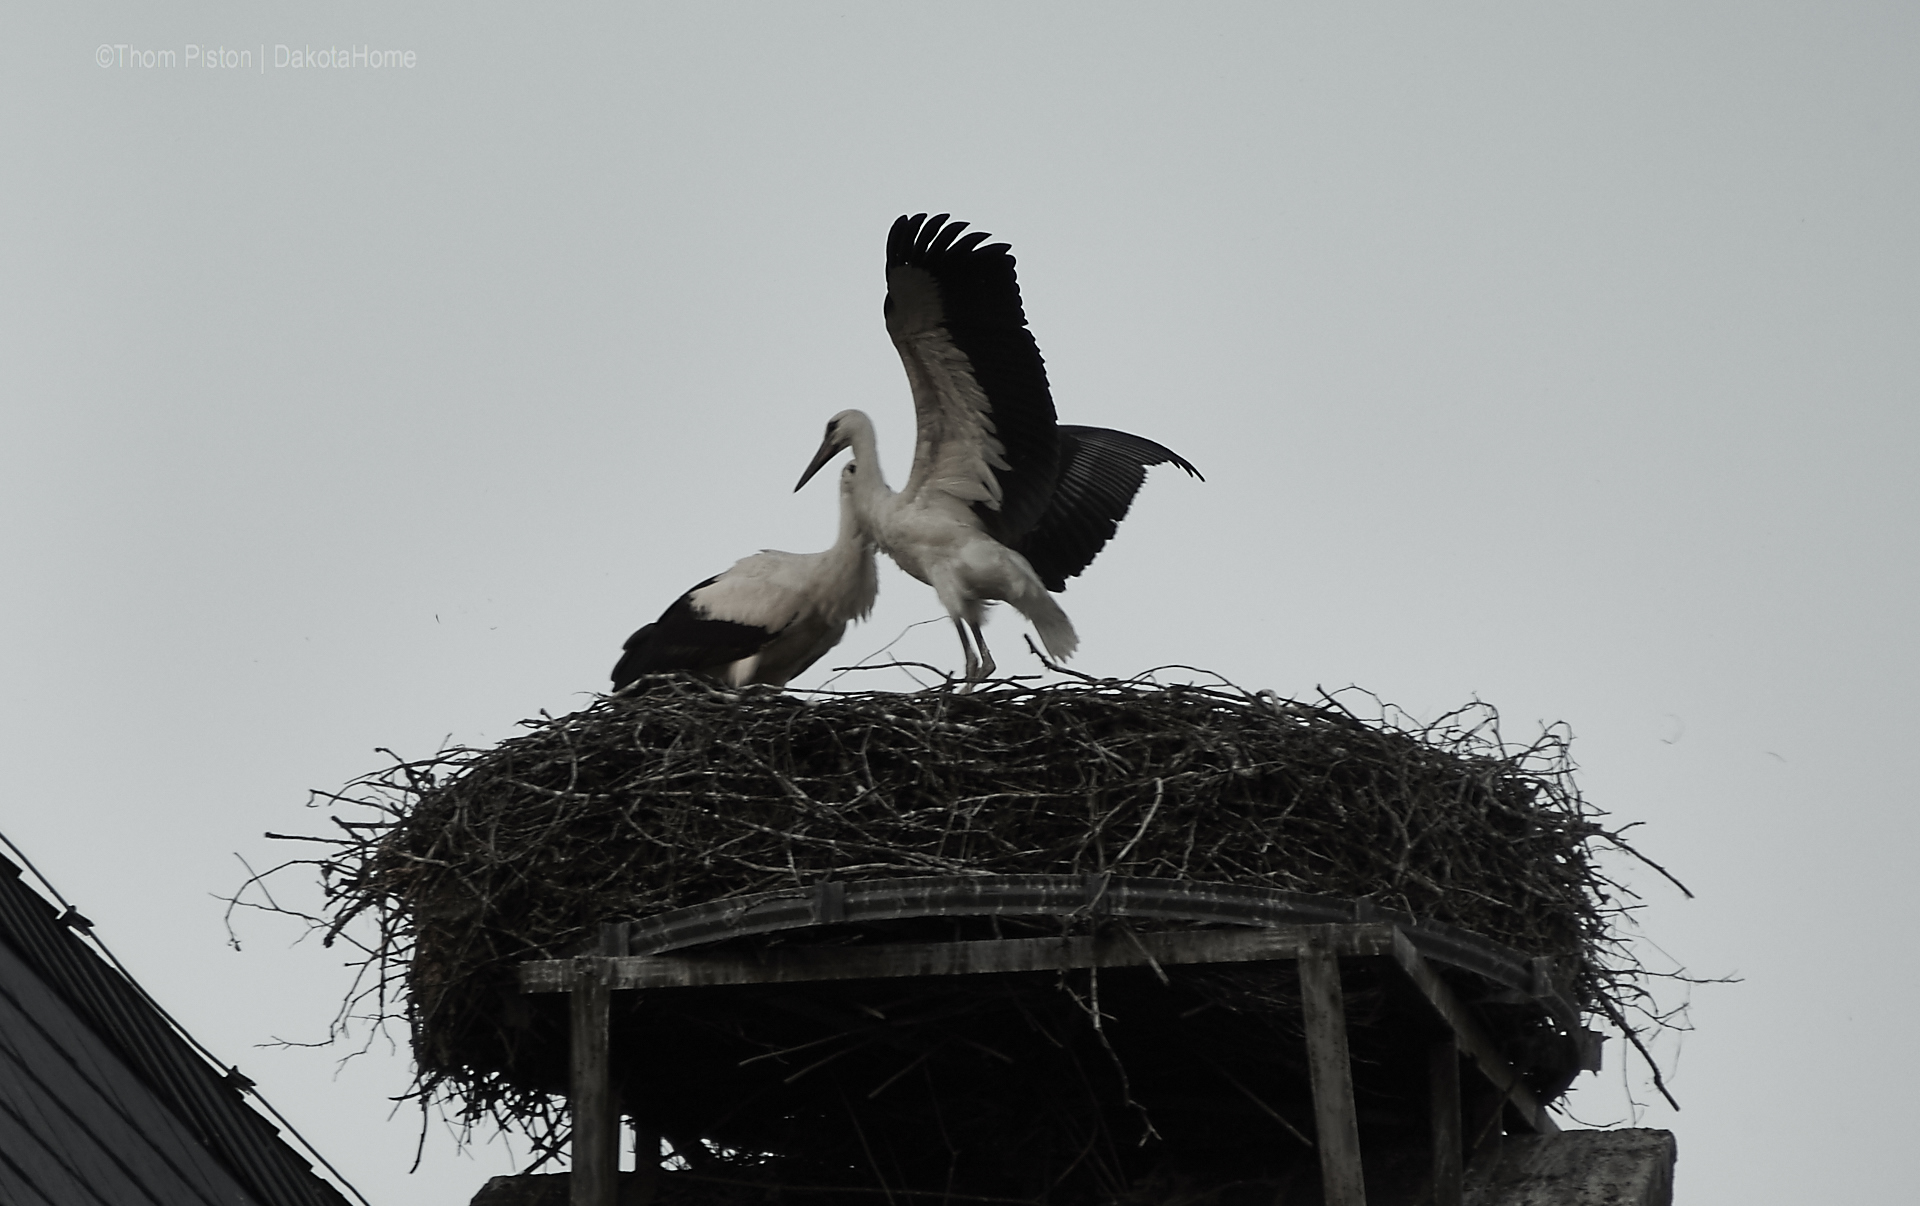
[795,410,864,491]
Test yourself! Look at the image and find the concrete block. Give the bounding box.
[1466,1128,1675,1206]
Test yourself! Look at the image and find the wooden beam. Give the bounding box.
[1300,937,1366,1206]
[1388,930,1559,1136]
[570,957,618,1206]
[1429,1041,1463,1206]
[599,920,630,958]
[520,924,1398,993]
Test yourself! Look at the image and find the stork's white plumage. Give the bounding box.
[611,459,877,691]
[796,213,1201,681]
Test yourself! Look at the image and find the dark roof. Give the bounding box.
[0,846,354,1206]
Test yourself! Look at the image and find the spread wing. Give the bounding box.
[885,213,1059,541]
[1011,425,1203,592]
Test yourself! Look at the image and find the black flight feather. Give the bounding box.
[887,213,1060,541]
[1011,425,1203,592]
[610,578,775,691]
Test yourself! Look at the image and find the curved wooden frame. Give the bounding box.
[596,873,1582,1028]
[524,875,1599,1206]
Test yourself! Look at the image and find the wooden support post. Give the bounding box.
[1428,1042,1463,1206]
[1300,936,1366,1206]
[1388,930,1559,1137]
[571,957,617,1206]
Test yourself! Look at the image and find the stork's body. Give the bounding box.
[798,214,1201,681]
[817,411,1073,679]
[611,461,876,691]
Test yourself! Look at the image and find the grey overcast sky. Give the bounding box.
[3,3,1915,1203]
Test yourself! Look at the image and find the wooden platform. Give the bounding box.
[516,875,1603,1206]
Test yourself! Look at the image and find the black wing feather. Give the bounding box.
[887,213,1060,541]
[610,577,774,691]
[1011,425,1202,591]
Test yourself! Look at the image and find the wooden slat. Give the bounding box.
[547,875,1582,1032]
[1300,937,1367,1206]
[1388,930,1559,1136]
[622,876,1365,957]
[1429,1041,1463,1206]
[520,924,1399,993]
[599,921,630,958]
[570,957,618,1206]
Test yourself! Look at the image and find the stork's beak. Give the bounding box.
[795,436,843,491]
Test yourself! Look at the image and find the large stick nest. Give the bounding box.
[289,673,1672,1201]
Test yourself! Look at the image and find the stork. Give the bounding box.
[610,457,877,691]
[796,213,1201,682]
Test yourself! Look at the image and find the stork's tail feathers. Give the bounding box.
[1011,585,1078,662]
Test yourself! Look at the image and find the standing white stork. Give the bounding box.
[610,457,877,691]
[795,213,1201,682]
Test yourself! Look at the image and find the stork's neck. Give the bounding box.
[829,477,873,559]
[823,448,883,626]
[842,412,896,535]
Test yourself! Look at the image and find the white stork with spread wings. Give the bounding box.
[796,213,1201,682]
[611,457,877,691]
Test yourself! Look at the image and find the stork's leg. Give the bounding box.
[968,619,997,681]
[951,616,981,683]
